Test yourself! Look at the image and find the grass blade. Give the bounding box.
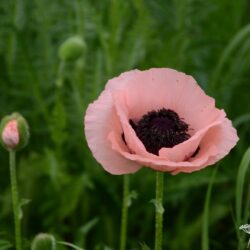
[235,147,250,250]
[209,23,250,92]
[57,241,85,250]
[202,166,218,250]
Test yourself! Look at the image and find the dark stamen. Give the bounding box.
[129,108,190,155]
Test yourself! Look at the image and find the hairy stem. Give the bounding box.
[120,175,130,250]
[9,150,22,250]
[154,172,164,250]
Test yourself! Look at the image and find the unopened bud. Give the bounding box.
[0,113,29,151]
[58,36,86,61]
[31,233,56,250]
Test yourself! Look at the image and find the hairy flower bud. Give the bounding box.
[0,113,29,151]
[31,233,56,250]
[58,36,86,61]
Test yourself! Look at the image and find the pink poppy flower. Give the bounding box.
[84,68,238,175]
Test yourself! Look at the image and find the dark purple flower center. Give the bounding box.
[130,108,190,155]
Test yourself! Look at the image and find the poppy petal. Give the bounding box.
[84,90,141,175]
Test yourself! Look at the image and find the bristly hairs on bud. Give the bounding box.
[31,233,56,250]
[0,112,29,151]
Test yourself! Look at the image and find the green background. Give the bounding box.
[0,0,250,249]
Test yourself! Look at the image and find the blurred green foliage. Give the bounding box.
[0,0,250,249]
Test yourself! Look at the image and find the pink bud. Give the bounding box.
[2,120,20,150]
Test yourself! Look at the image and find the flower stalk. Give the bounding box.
[0,113,29,250]
[9,150,22,250]
[55,60,65,88]
[154,172,164,250]
[120,175,130,250]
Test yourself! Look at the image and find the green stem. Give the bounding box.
[154,172,164,250]
[56,60,65,88]
[75,0,84,36]
[120,175,130,250]
[9,150,22,250]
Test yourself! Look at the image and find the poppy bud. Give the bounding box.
[58,36,86,61]
[31,233,56,250]
[0,113,29,151]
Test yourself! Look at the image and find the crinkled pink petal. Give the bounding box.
[2,120,19,149]
[84,90,141,175]
[105,70,141,91]
[171,118,238,174]
[158,110,225,162]
[111,76,227,164]
[108,68,220,134]
[107,114,238,174]
[108,131,176,173]
[108,128,215,170]
[112,91,157,159]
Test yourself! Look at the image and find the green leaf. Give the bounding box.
[103,247,113,250]
[80,217,99,235]
[57,241,85,250]
[140,242,151,250]
[127,190,138,207]
[18,198,31,220]
[235,147,250,250]
[210,23,250,92]
[0,239,13,250]
[236,147,250,227]
[150,199,165,214]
